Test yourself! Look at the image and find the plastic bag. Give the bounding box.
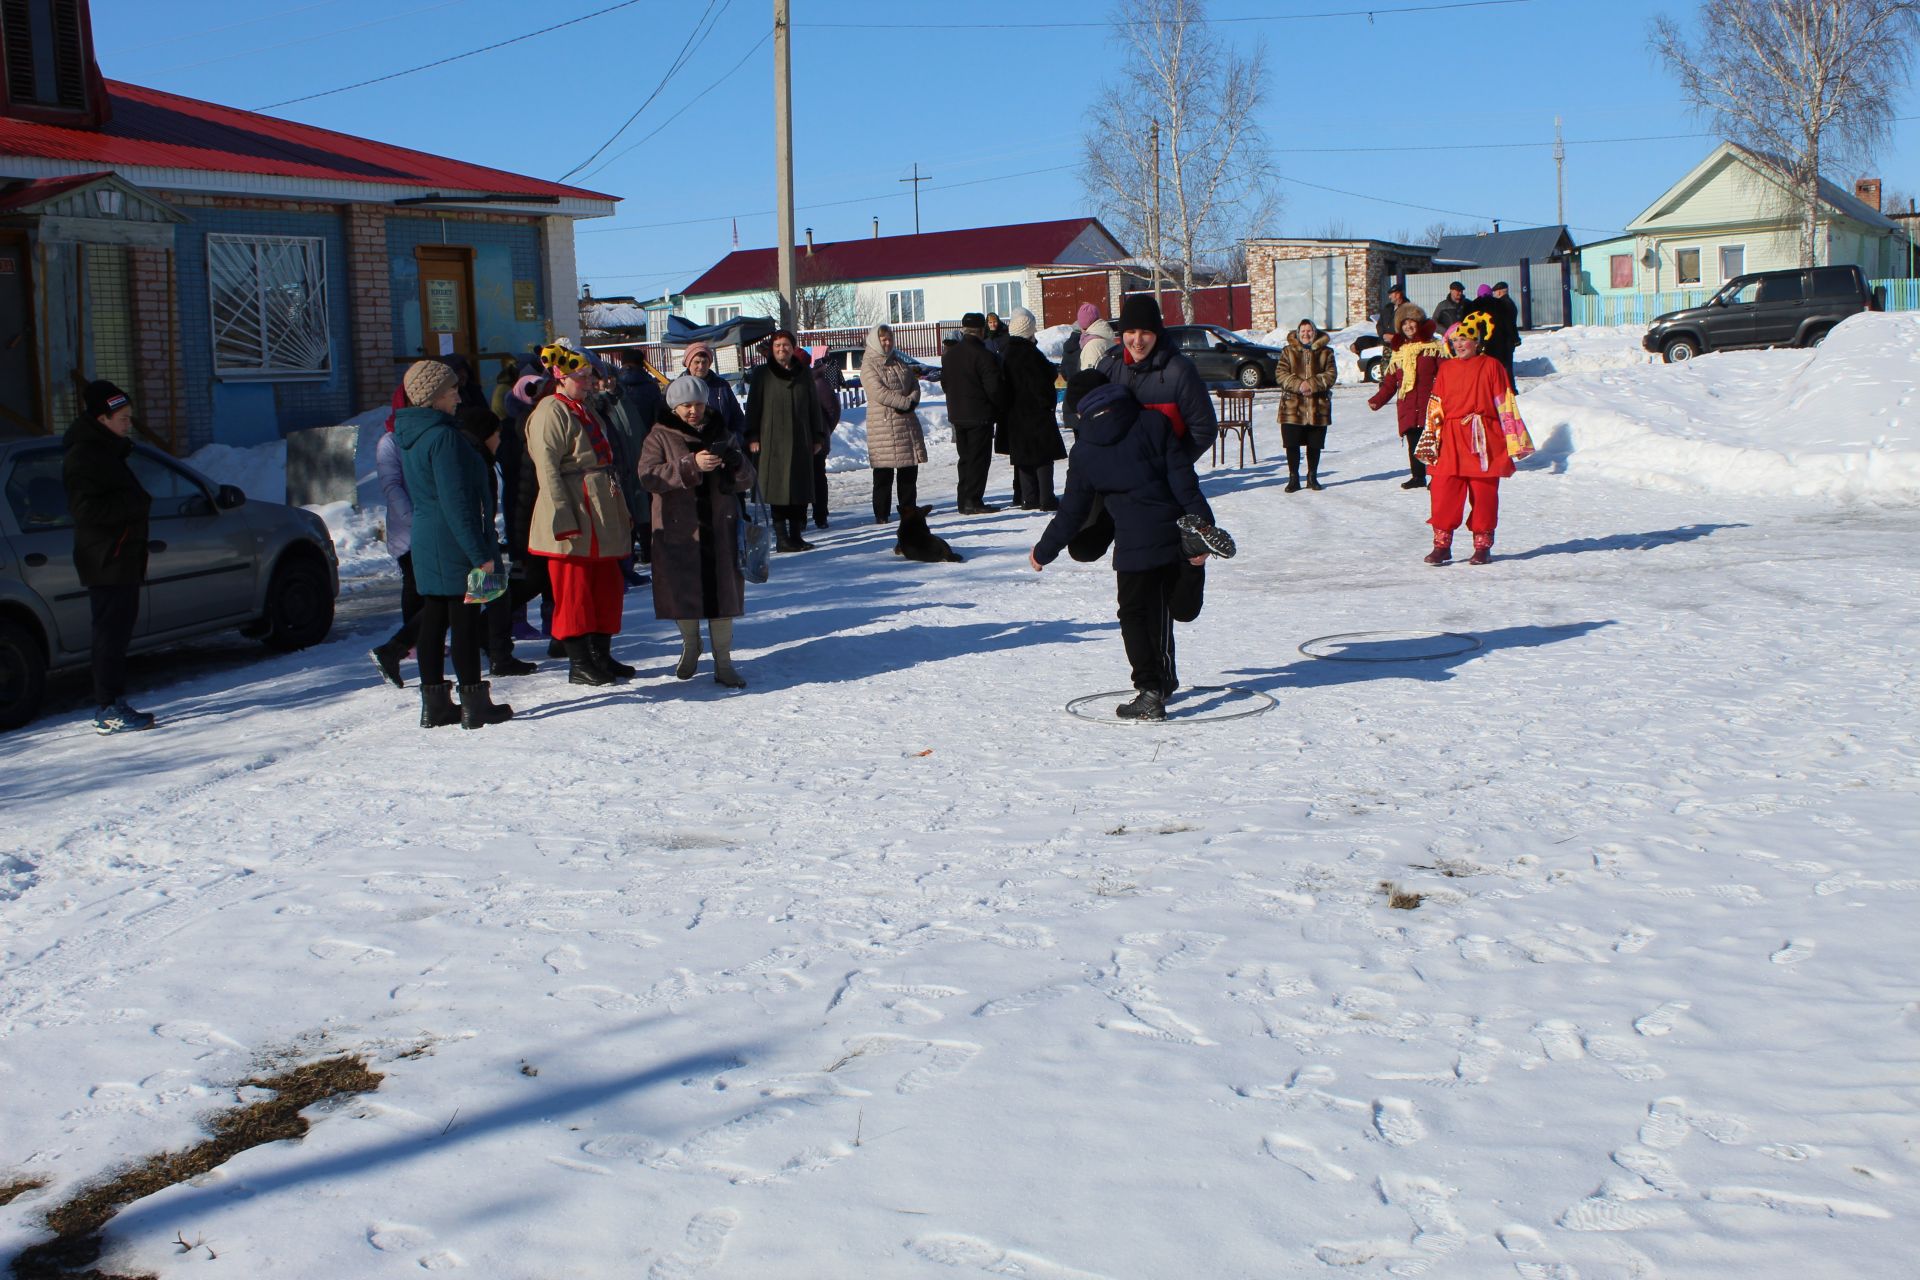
[464,566,505,605]
[737,502,771,585]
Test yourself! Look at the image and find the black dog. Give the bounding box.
[894,504,964,563]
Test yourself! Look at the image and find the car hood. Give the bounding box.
[1649,304,1716,327]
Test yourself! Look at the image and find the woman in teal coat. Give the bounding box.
[394,360,512,730]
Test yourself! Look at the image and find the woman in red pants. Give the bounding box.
[1413,311,1533,565]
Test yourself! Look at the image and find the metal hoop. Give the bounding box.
[1064,685,1278,726]
[1297,631,1482,663]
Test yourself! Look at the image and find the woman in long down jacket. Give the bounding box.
[862,322,928,523]
[639,376,757,688]
[745,330,829,552]
[524,341,636,685]
[1366,302,1447,490]
[1413,311,1533,565]
[995,307,1067,509]
[1275,318,1338,492]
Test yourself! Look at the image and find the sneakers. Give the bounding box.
[1115,689,1166,721]
[93,701,155,734]
[1176,514,1237,560]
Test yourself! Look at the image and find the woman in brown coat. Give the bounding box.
[861,322,928,523]
[1275,318,1338,492]
[525,340,635,685]
[638,377,757,687]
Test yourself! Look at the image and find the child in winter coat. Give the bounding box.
[1276,318,1338,491]
[1413,312,1534,565]
[1029,374,1236,723]
[1366,302,1447,490]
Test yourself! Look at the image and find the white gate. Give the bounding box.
[1273,256,1348,331]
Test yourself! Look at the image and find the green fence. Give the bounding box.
[1571,278,1919,327]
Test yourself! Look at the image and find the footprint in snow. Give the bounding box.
[1379,1172,1467,1274]
[1638,1098,1691,1150]
[1372,1097,1426,1147]
[912,1232,1114,1279]
[1632,1001,1690,1037]
[1582,1034,1665,1082]
[1770,938,1816,965]
[368,1223,434,1252]
[648,1208,740,1280]
[1612,1144,1689,1195]
[1557,1179,1688,1232]
[1262,1133,1355,1183]
[544,944,586,974]
[1531,1019,1585,1061]
[1613,924,1655,954]
[1496,1224,1579,1279]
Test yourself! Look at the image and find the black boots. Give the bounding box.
[490,651,537,677]
[458,681,513,729]
[418,681,460,728]
[1116,689,1166,722]
[589,633,636,679]
[371,642,406,688]
[564,637,617,686]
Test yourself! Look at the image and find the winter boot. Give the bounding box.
[674,619,702,679]
[1305,475,1324,491]
[589,633,635,680]
[418,681,460,728]
[1284,474,1302,493]
[458,681,513,729]
[1423,531,1453,566]
[564,637,616,687]
[1400,476,1426,490]
[1115,689,1166,722]
[1177,514,1237,560]
[489,649,537,677]
[710,617,745,688]
[546,637,566,659]
[370,642,406,689]
[1469,532,1494,566]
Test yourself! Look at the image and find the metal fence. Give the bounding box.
[795,321,944,359]
[1403,260,1568,328]
[1569,278,1919,326]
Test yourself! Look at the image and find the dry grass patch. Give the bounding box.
[1379,881,1425,910]
[0,1179,48,1208]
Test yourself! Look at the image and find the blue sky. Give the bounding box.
[94,0,1918,300]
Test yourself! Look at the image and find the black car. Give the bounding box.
[1643,264,1884,363]
[1162,325,1284,387]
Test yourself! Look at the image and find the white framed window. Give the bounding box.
[208,234,331,378]
[1674,247,1702,286]
[887,289,925,324]
[705,305,740,324]
[1718,245,1745,281]
[981,280,1023,317]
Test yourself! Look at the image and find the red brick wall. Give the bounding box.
[128,246,181,454]
[345,204,392,415]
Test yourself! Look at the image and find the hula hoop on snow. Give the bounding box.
[1297,630,1483,663]
[1064,685,1277,726]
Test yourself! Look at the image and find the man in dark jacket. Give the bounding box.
[1093,295,1217,463]
[62,380,155,733]
[1029,378,1230,722]
[1432,282,1469,333]
[940,313,1006,513]
[1476,282,1523,380]
[1375,285,1409,340]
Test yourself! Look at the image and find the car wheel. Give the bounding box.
[1661,336,1699,363]
[1236,363,1264,388]
[1362,357,1383,383]
[0,617,48,732]
[1803,325,1831,348]
[260,554,334,651]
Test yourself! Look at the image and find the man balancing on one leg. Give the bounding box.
[1029,375,1235,722]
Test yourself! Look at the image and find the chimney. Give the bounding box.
[804,227,814,255]
[1855,178,1882,212]
[872,217,880,239]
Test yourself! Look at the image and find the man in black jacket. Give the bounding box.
[1483,281,1523,380]
[1376,285,1409,341]
[62,380,155,733]
[940,313,1006,513]
[1432,281,1469,333]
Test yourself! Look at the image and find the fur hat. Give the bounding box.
[666,374,708,409]
[83,379,131,419]
[1393,302,1427,329]
[1116,293,1164,336]
[1007,307,1037,340]
[961,312,987,334]
[403,359,459,407]
[1075,302,1100,329]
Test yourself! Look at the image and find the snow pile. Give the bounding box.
[1035,323,1075,360]
[827,384,955,473]
[186,440,287,505]
[1520,311,1920,501]
[1514,324,1653,378]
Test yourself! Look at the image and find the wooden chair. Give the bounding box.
[1212,389,1258,468]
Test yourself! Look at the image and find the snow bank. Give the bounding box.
[1520,311,1920,502]
[1514,324,1653,378]
[186,440,287,505]
[1035,323,1075,360]
[827,385,956,473]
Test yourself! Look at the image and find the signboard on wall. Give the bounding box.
[426,278,460,333]
[514,280,538,322]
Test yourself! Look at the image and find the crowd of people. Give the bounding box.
[55,286,1529,734]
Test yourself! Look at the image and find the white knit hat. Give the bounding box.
[1007,307,1037,340]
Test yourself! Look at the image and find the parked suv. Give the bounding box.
[0,434,339,729]
[1163,325,1283,387]
[1643,264,1883,363]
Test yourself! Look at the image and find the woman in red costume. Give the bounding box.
[1413,311,1533,565]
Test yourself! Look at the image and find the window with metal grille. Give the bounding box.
[208,234,332,378]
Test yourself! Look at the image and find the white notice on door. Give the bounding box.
[437,333,455,355]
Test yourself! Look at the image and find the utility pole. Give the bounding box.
[773,0,795,331]
[900,163,932,235]
[1554,115,1566,228]
[1149,119,1163,305]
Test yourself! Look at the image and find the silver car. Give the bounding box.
[0,433,339,729]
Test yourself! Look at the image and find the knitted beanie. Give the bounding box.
[84,379,131,419]
[403,359,459,407]
[1116,293,1164,336]
[1075,301,1100,329]
[1007,307,1037,340]
[1476,284,1494,298]
[682,340,715,367]
[666,374,708,408]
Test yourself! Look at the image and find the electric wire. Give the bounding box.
[557,0,728,182]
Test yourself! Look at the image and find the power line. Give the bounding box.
[558,0,728,183]
[255,0,651,112]
[575,30,772,184]
[795,0,1531,29]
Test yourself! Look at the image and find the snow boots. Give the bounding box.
[564,637,617,686]
[371,642,407,689]
[1423,531,1453,566]
[674,620,702,679]
[489,650,537,677]
[1469,532,1494,565]
[589,633,636,680]
[1116,689,1166,722]
[418,681,460,728]
[710,617,745,688]
[1177,514,1237,560]
[458,681,513,730]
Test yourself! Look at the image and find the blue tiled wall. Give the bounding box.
[385,216,548,370]
[172,205,355,451]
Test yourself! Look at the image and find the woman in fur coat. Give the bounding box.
[1275,318,1338,491]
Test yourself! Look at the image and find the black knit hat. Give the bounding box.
[84,380,131,419]
[1063,368,1108,412]
[1116,293,1164,336]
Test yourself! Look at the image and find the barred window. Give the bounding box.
[208,234,331,378]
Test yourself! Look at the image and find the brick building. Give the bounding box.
[1244,238,1436,334]
[0,1,614,453]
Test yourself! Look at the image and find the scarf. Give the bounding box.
[554,393,613,467]
[1387,339,1446,400]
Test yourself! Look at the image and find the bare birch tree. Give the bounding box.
[1653,0,1920,267]
[1081,0,1279,318]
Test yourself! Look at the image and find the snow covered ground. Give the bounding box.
[3,320,1917,1279]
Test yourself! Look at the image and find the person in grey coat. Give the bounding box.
[862,322,928,523]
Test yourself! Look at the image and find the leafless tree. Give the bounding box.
[1081,0,1281,315]
[1653,0,1920,267]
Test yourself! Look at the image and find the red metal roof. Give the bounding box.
[0,171,110,213]
[683,218,1121,295]
[0,81,612,203]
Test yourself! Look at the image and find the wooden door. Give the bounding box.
[0,230,40,432]
[416,246,477,365]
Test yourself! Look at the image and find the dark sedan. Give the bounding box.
[1162,325,1284,387]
